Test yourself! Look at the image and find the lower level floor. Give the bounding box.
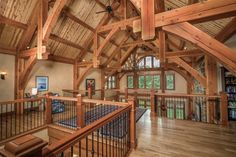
[130,111,236,157]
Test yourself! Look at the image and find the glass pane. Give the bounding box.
[153,58,160,68]
[154,75,161,89]
[146,75,153,89]
[166,74,174,90]
[112,76,115,81]
[112,82,116,88]
[138,99,145,108]
[138,76,145,88]
[145,56,152,68]
[127,76,134,88]
[138,59,145,69]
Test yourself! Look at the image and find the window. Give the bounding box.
[145,56,152,68]
[153,75,161,89]
[166,74,175,90]
[145,75,153,89]
[106,76,116,89]
[127,75,134,88]
[138,76,145,88]
[137,75,161,89]
[138,56,160,69]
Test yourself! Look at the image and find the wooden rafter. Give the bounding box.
[17,2,39,50]
[215,17,236,43]
[0,45,16,56]
[120,45,137,65]
[163,22,236,74]
[49,34,92,53]
[170,57,206,87]
[103,32,131,66]
[95,27,120,58]
[76,13,110,61]
[0,15,28,30]
[99,0,236,33]
[42,0,67,43]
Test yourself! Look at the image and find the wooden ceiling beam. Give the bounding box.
[42,0,67,43]
[163,22,236,74]
[0,15,28,30]
[0,45,16,56]
[95,27,119,58]
[62,8,95,33]
[75,64,93,87]
[170,57,206,87]
[99,0,236,33]
[103,32,132,66]
[215,17,236,43]
[120,45,137,65]
[49,34,92,53]
[17,2,39,51]
[48,55,74,64]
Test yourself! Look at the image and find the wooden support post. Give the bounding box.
[150,89,156,117]
[220,92,228,126]
[101,70,105,100]
[128,97,137,149]
[88,86,92,99]
[77,94,84,129]
[205,55,218,123]
[125,88,128,100]
[45,94,52,124]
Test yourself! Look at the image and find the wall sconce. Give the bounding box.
[0,72,7,80]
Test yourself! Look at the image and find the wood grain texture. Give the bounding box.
[130,110,236,157]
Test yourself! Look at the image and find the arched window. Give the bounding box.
[138,56,160,69]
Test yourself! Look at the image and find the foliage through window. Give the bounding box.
[166,74,175,90]
[138,75,161,89]
[127,75,134,88]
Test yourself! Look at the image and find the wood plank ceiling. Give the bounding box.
[0,0,235,65]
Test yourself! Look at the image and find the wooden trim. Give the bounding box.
[0,15,28,30]
[0,45,16,56]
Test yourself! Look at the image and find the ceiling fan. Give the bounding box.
[96,0,119,15]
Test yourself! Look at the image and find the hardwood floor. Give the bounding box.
[130,110,236,157]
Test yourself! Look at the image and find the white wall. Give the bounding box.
[25,60,73,96]
[0,54,15,101]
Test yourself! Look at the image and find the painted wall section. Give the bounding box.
[25,60,73,96]
[0,54,15,101]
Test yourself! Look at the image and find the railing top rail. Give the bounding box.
[49,96,77,101]
[154,93,221,98]
[42,105,132,156]
[0,97,46,105]
[82,98,129,106]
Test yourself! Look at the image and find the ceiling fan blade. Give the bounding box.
[96,10,107,14]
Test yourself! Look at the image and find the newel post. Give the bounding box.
[150,89,156,117]
[77,94,85,129]
[220,92,228,126]
[128,97,137,149]
[45,94,52,124]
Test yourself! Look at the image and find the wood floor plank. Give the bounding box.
[130,111,236,157]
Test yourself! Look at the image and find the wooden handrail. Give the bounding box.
[42,105,132,156]
[49,96,77,101]
[83,98,129,106]
[0,97,46,105]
